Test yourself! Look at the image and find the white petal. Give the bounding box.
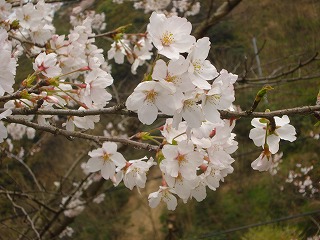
[277,125,297,142]
[86,157,103,172]
[163,191,177,210]
[111,152,126,168]
[102,142,117,154]
[148,191,161,208]
[138,101,158,125]
[101,162,115,180]
[249,128,265,147]
[267,135,280,154]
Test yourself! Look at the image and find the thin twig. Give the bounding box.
[4,150,44,193]
[6,193,41,240]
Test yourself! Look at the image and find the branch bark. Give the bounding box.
[5,116,159,151]
[2,104,320,119]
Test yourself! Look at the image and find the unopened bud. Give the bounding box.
[200,164,208,172]
[44,95,60,104]
[79,66,91,71]
[209,128,216,138]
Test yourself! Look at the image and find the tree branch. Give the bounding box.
[219,105,320,119]
[2,104,320,120]
[238,52,319,83]
[4,116,159,151]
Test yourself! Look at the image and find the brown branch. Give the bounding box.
[236,74,320,86]
[238,52,319,83]
[219,105,320,119]
[0,190,57,214]
[0,102,126,115]
[193,0,243,39]
[8,34,44,49]
[4,116,159,151]
[10,0,80,7]
[2,104,320,120]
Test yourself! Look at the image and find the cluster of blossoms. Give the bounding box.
[121,12,238,210]
[149,118,238,210]
[0,1,114,136]
[108,32,153,74]
[0,0,302,213]
[85,142,155,190]
[113,0,200,16]
[8,0,57,46]
[70,7,107,32]
[286,164,319,197]
[249,115,297,172]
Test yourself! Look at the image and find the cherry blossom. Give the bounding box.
[202,69,237,123]
[152,56,193,92]
[108,39,130,64]
[187,37,218,89]
[251,147,273,172]
[86,142,126,180]
[148,186,177,210]
[64,107,100,131]
[0,0,11,21]
[15,3,42,29]
[160,118,187,144]
[0,0,311,219]
[81,68,113,107]
[249,115,297,154]
[126,81,183,124]
[118,157,155,190]
[147,12,195,59]
[160,140,203,180]
[33,52,62,78]
[173,90,205,128]
[130,37,153,74]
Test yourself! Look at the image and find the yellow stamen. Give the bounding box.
[161,31,175,46]
[145,89,157,103]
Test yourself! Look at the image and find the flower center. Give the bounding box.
[193,60,202,73]
[145,89,157,103]
[183,99,195,109]
[103,152,111,162]
[24,14,30,21]
[161,31,175,46]
[208,94,221,105]
[175,153,186,165]
[165,74,177,83]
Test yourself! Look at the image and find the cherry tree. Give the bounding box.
[0,0,319,238]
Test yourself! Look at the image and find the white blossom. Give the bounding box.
[249,115,297,154]
[147,12,195,59]
[148,186,177,210]
[86,142,126,180]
